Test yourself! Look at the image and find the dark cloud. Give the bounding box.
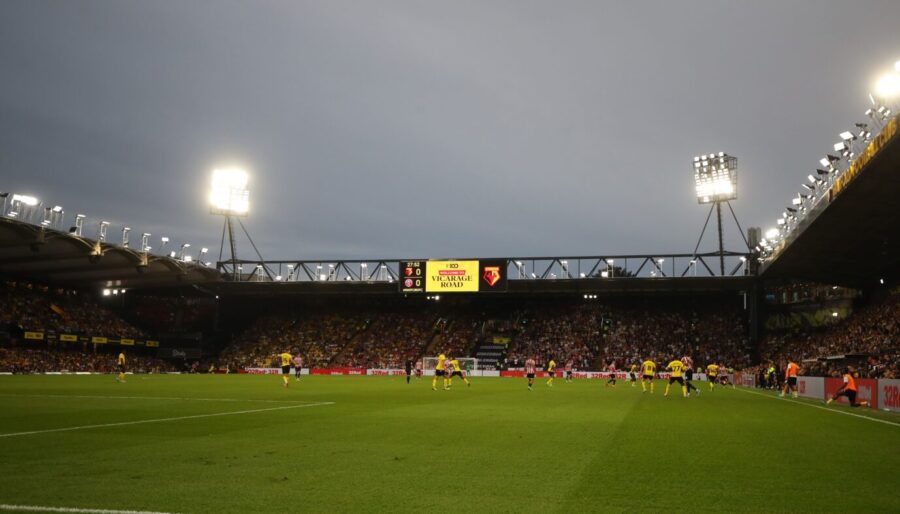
[1,0,898,261]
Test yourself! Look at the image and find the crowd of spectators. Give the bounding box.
[332,313,435,368]
[437,314,480,359]
[505,302,750,371]
[217,313,368,369]
[0,281,146,339]
[0,346,174,374]
[212,300,754,372]
[602,305,751,369]
[219,309,484,370]
[759,293,899,378]
[507,306,600,369]
[8,282,893,377]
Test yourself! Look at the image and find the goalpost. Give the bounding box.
[422,357,479,375]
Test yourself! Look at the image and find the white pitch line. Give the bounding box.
[0,504,178,514]
[735,387,900,428]
[0,402,334,439]
[0,393,315,404]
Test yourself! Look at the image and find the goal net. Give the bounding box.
[422,357,478,374]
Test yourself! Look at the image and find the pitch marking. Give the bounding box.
[0,402,334,439]
[736,387,900,428]
[0,505,179,514]
[0,393,317,404]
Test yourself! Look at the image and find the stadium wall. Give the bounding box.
[797,376,825,399]
[878,379,900,412]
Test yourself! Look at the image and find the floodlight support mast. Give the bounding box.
[218,215,239,280]
[716,202,725,275]
[691,199,750,276]
[217,214,271,281]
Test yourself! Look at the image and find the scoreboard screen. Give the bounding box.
[399,261,425,293]
[398,260,507,293]
[426,260,479,292]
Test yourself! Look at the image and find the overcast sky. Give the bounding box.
[1,1,898,262]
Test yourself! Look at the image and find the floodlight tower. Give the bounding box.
[691,152,749,275]
[208,167,255,280]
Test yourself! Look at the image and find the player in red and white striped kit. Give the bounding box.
[414,359,423,379]
[292,354,303,381]
[682,354,700,397]
[525,357,537,391]
[605,361,617,387]
[565,359,574,382]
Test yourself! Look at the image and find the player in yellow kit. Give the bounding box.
[447,358,471,388]
[116,352,126,383]
[629,363,638,387]
[546,358,557,387]
[641,359,656,393]
[706,363,719,391]
[279,351,292,388]
[665,359,687,398]
[432,353,447,391]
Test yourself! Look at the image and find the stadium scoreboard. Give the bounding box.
[399,261,425,292]
[399,260,507,293]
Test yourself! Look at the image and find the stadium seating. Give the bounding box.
[0,281,147,339]
[759,293,899,378]
[2,280,896,378]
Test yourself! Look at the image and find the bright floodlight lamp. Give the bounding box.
[765,228,780,240]
[208,167,250,216]
[693,152,737,204]
[874,72,900,99]
[12,194,38,207]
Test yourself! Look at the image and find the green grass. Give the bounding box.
[1,375,899,513]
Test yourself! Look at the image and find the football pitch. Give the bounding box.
[1,375,898,514]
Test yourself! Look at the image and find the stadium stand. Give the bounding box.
[1,278,895,378]
[0,281,146,339]
[209,297,752,372]
[0,347,174,373]
[759,292,899,378]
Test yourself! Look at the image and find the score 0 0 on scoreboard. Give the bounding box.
[399,261,425,293]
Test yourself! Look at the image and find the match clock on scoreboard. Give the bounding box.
[399,260,425,293]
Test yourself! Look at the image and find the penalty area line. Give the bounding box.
[735,387,900,428]
[0,402,334,439]
[0,504,179,514]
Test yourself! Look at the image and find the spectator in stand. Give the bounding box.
[0,281,147,339]
[759,294,899,378]
[0,346,175,374]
